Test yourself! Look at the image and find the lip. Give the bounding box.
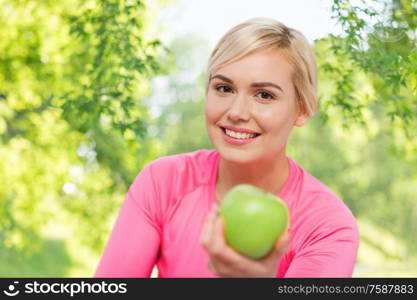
[220,125,261,135]
[220,126,261,146]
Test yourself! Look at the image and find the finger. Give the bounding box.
[207,260,215,273]
[212,202,219,215]
[209,216,239,261]
[273,231,290,256]
[263,231,290,263]
[200,210,217,246]
[207,259,220,275]
[207,215,224,254]
[210,217,243,263]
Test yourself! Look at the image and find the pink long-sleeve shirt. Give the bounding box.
[94,149,359,278]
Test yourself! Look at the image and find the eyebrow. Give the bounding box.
[210,74,284,93]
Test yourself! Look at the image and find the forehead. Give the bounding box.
[213,47,294,85]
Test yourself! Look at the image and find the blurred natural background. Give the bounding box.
[0,0,416,277]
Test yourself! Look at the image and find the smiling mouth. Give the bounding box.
[219,126,262,139]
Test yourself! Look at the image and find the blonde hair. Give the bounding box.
[206,17,318,117]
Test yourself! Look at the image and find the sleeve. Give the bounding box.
[283,205,359,278]
[94,163,162,278]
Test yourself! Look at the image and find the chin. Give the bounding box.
[216,145,261,165]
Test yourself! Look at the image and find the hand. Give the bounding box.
[200,208,290,277]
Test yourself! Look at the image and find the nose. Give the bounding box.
[227,94,251,122]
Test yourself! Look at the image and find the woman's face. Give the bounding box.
[205,47,308,164]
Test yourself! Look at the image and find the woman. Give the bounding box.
[94,17,359,278]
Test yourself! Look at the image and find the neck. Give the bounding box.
[215,151,289,202]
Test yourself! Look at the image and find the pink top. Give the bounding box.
[94,149,359,278]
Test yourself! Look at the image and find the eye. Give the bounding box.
[256,90,275,100]
[215,85,233,93]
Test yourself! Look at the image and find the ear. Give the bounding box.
[294,111,309,127]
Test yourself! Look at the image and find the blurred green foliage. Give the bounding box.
[0,0,169,276]
[0,0,416,277]
[327,0,417,131]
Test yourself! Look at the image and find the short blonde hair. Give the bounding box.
[206,17,318,117]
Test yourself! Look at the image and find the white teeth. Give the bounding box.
[225,129,257,139]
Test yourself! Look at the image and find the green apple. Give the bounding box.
[219,184,289,259]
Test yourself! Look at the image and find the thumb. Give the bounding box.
[263,231,290,262]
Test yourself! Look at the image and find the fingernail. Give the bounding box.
[208,210,216,220]
[211,203,219,216]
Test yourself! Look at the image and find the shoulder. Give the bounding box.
[133,149,218,199]
[287,158,358,243]
[288,157,353,215]
[305,171,355,224]
[144,149,217,183]
[127,149,218,223]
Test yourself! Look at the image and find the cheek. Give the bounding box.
[257,106,295,134]
[204,95,224,123]
[204,100,214,124]
[257,109,284,129]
